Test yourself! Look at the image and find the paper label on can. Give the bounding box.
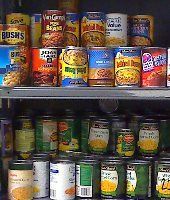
[127,169,137,194]
[31,15,42,47]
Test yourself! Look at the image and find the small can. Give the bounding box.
[42,10,66,47]
[32,153,50,198]
[130,15,154,46]
[64,13,80,46]
[6,13,30,25]
[57,47,65,86]
[35,116,58,152]
[101,159,126,199]
[62,46,88,87]
[31,47,58,86]
[31,14,42,47]
[58,0,79,12]
[88,47,114,87]
[81,12,106,47]
[50,158,76,200]
[116,129,135,158]
[76,159,100,198]
[114,47,142,87]
[106,13,127,47]
[126,160,152,199]
[8,160,33,200]
[142,47,167,87]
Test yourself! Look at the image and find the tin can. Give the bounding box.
[106,13,127,47]
[160,119,170,152]
[114,47,142,87]
[128,114,144,135]
[81,12,106,47]
[32,47,58,86]
[35,116,58,152]
[76,159,100,198]
[42,10,66,47]
[62,46,88,87]
[141,47,167,87]
[0,159,2,192]
[6,13,30,25]
[32,153,50,198]
[130,15,154,46]
[126,160,152,199]
[58,0,79,12]
[101,159,126,199]
[57,47,64,86]
[31,14,42,47]
[64,13,80,46]
[8,160,33,200]
[50,158,76,200]
[88,47,114,87]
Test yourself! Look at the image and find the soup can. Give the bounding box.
[88,47,114,87]
[81,12,106,47]
[6,13,30,25]
[58,0,79,12]
[31,14,42,47]
[106,13,127,47]
[114,47,142,87]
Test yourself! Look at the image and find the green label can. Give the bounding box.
[81,118,91,153]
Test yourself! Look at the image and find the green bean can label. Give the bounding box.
[81,119,90,153]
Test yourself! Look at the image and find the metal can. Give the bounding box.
[114,47,142,87]
[106,13,127,47]
[8,160,33,200]
[101,159,126,199]
[6,13,30,25]
[31,14,42,47]
[142,47,167,87]
[50,158,76,200]
[32,153,50,198]
[88,47,114,87]
[160,119,170,152]
[128,114,144,135]
[64,13,80,46]
[62,46,88,87]
[35,116,58,152]
[76,159,100,198]
[126,160,152,199]
[58,0,79,12]
[81,12,106,47]
[42,10,66,47]
[31,47,58,86]
[57,47,65,86]
[130,15,154,46]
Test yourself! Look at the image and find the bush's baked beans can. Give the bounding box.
[58,0,79,12]
[31,14,42,47]
[81,12,106,47]
[106,13,127,47]
[114,47,142,87]
[42,10,66,47]
[32,47,58,86]
[88,47,114,86]
[130,15,154,46]
[62,46,88,87]
[6,13,30,25]
[141,47,167,87]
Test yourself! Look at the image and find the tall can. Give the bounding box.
[31,14,42,47]
[159,119,170,152]
[6,13,30,25]
[106,13,127,47]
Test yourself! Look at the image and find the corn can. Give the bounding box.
[31,14,42,47]
[58,0,79,12]
[6,13,30,25]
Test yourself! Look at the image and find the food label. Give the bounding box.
[127,168,137,196]
[6,13,30,25]
[31,14,42,47]
[81,119,90,153]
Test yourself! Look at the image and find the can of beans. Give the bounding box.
[32,47,58,86]
[114,47,142,87]
[58,0,79,12]
[106,13,127,47]
[81,12,106,47]
[31,14,42,47]
[88,47,114,87]
[42,10,66,47]
[141,47,167,87]
[6,13,30,25]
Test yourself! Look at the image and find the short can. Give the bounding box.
[58,0,79,12]
[31,47,58,86]
[31,14,42,47]
[50,158,76,200]
[114,47,142,87]
[142,47,167,87]
[62,46,88,87]
[126,160,152,199]
[106,13,127,47]
[81,12,106,47]
[57,47,65,86]
[6,13,30,25]
[130,15,154,46]
[88,47,114,87]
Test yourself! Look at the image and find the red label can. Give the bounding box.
[42,10,66,47]
[141,47,167,87]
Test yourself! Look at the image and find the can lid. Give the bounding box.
[102,159,125,165]
[32,153,50,161]
[51,157,75,164]
[9,160,33,169]
[127,159,151,165]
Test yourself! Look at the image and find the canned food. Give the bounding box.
[0,159,2,192]
[114,47,142,87]
[62,46,88,87]
[142,47,167,87]
[106,13,127,47]
[42,10,66,47]
[76,159,100,198]
[126,160,152,199]
[31,14,42,47]
[160,119,170,152]
[57,47,64,86]
[35,116,58,152]
[8,160,33,200]
[130,15,154,46]
[101,159,126,199]
[88,47,114,87]
[6,13,30,25]
[81,12,106,47]
[50,158,75,200]
[58,0,79,12]
[128,114,144,135]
